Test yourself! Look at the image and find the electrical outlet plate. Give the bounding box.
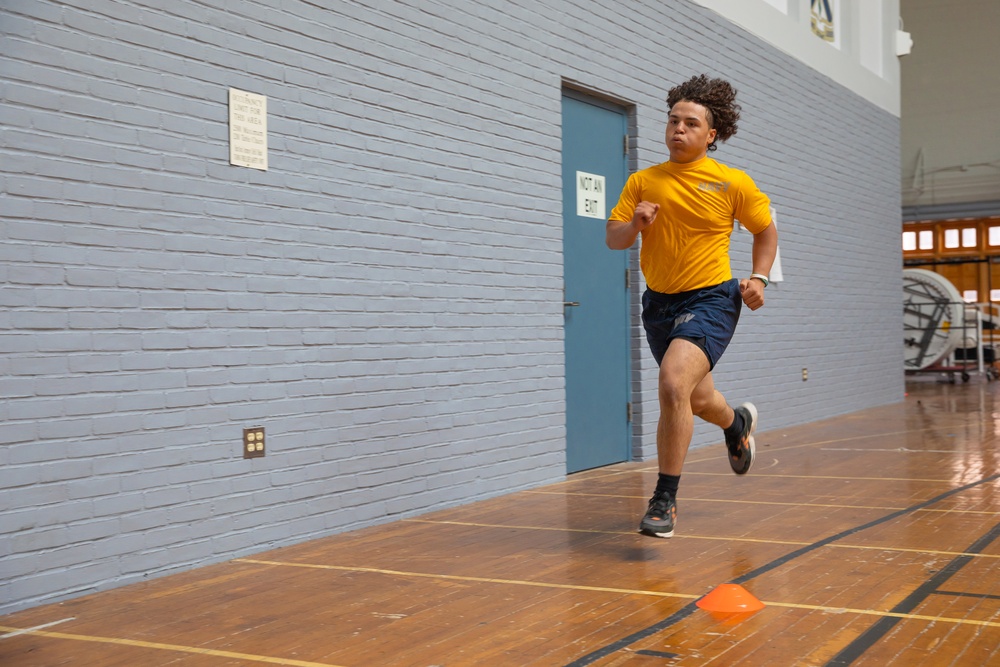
[243,427,265,458]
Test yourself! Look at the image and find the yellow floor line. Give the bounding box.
[525,490,1000,515]
[402,518,1000,560]
[235,559,700,601]
[405,517,812,545]
[679,426,990,467]
[824,543,1000,559]
[234,559,1000,630]
[556,425,984,483]
[681,472,962,483]
[0,625,344,667]
[759,602,1000,628]
[688,429,921,458]
[528,490,905,510]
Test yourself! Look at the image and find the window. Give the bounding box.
[902,231,916,251]
[941,228,976,249]
[991,289,1000,302]
[963,290,978,303]
[919,230,934,250]
[989,226,1000,246]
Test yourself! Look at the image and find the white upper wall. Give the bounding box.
[690,0,902,116]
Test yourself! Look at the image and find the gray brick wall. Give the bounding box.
[0,0,902,613]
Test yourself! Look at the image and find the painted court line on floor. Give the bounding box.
[822,447,961,453]
[564,471,1000,666]
[0,617,74,639]
[824,519,1000,666]
[235,559,702,601]
[232,559,1000,631]
[679,421,986,466]
[404,518,1000,561]
[544,428,931,485]
[531,490,916,511]
[590,420,985,479]
[529,489,1000,515]
[406,517,813,545]
[684,471,971,483]
[0,625,345,667]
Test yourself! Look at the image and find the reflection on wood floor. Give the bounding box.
[2,379,999,666]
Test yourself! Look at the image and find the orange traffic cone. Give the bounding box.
[696,583,765,613]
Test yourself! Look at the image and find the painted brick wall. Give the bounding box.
[0,0,902,613]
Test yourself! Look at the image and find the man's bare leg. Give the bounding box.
[640,338,750,538]
[691,364,757,474]
[655,338,716,475]
[690,370,735,430]
[640,339,712,537]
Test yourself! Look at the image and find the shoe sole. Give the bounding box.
[638,525,674,538]
[735,402,757,475]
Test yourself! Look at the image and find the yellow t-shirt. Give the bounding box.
[608,156,772,294]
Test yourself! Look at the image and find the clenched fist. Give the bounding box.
[739,278,765,311]
[631,201,660,232]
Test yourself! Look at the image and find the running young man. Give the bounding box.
[606,74,778,538]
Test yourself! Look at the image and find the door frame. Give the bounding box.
[561,85,636,472]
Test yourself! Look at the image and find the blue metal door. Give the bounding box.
[562,92,630,473]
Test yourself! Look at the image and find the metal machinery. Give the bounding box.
[903,268,997,382]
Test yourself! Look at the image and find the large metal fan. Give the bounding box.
[903,269,965,370]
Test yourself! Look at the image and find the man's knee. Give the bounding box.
[658,374,694,410]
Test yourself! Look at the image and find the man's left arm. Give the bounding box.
[739,222,778,311]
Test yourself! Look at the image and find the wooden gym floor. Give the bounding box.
[2,379,999,666]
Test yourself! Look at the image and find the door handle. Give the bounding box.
[563,301,580,307]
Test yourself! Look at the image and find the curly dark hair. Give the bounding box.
[667,75,741,152]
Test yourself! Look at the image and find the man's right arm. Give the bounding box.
[606,201,659,249]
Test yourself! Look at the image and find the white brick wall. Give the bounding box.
[0,0,902,613]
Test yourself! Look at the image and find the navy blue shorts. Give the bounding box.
[641,280,742,370]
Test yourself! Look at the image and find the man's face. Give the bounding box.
[665,100,717,163]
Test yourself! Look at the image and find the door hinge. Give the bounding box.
[627,402,633,422]
[623,134,628,156]
[625,268,630,290]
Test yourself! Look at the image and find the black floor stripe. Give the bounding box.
[635,649,681,658]
[933,590,1000,601]
[823,520,1000,666]
[729,473,999,586]
[563,473,1000,667]
[562,605,698,667]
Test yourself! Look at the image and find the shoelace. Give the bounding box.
[647,494,673,518]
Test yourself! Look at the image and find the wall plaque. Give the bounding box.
[229,88,268,170]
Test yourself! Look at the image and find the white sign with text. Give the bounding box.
[576,171,606,219]
[229,88,268,170]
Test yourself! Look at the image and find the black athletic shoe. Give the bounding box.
[725,402,757,475]
[638,491,677,538]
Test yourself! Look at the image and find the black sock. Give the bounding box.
[655,473,680,498]
[724,408,744,439]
